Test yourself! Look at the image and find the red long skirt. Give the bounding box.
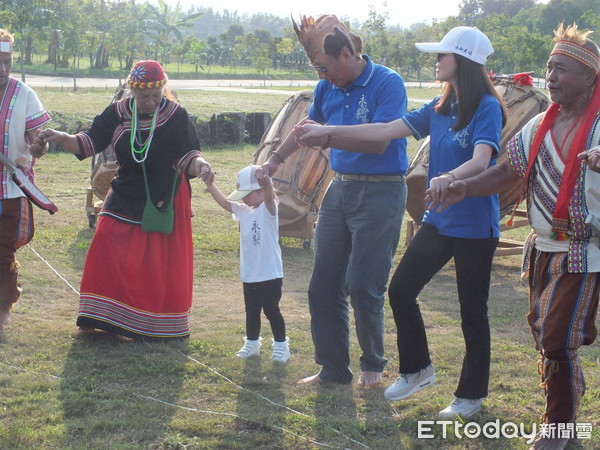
[77,180,194,339]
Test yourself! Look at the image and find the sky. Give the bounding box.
[158,0,462,29]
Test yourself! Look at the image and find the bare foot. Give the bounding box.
[0,305,12,330]
[357,371,382,387]
[297,373,323,385]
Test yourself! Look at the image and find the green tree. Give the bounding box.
[253,43,271,85]
[254,28,273,45]
[459,0,536,24]
[145,0,202,64]
[220,24,245,68]
[276,37,294,83]
[0,0,52,81]
[477,14,551,75]
[185,36,206,72]
[538,0,600,34]
[204,35,223,72]
[107,0,149,74]
[361,7,390,64]
[578,10,600,31]
[46,0,97,89]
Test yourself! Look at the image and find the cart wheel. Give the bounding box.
[87,212,96,229]
[302,239,312,249]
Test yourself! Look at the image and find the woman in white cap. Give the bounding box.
[294,26,505,418]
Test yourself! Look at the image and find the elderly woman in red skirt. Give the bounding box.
[39,60,214,340]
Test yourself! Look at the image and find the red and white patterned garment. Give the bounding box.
[506,111,600,423]
[74,96,202,339]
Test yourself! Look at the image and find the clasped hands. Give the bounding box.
[194,157,215,183]
[292,120,330,148]
[29,128,49,158]
[578,146,600,173]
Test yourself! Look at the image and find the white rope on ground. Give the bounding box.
[133,394,334,448]
[0,362,332,448]
[0,361,62,379]
[180,351,370,449]
[21,245,369,448]
[26,244,80,295]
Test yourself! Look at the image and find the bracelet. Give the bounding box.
[440,172,456,183]
[272,151,285,163]
[321,135,333,149]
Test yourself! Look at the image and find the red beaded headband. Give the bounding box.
[551,40,600,72]
[126,60,168,89]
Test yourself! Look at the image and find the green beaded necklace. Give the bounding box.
[130,98,158,163]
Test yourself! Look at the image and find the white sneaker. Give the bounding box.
[439,397,484,419]
[271,337,290,363]
[384,364,436,400]
[236,337,261,358]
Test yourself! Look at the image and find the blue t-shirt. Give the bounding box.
[403,94,502,239]
[308,55,408,175]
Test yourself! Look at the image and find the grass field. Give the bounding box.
[0,88,598,449]
[33,86,443,121]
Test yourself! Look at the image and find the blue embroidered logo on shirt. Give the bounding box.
[251,220,261,246]
[355,95,369,123]
[454,128,470,149]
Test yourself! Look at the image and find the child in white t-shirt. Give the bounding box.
[203,164,289,362]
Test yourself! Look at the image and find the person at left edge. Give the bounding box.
[39,60,214,340]
[0,28,52,330]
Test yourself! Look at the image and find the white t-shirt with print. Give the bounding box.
[231,200,283,283]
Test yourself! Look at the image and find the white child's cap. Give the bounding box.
[415,26,493,65]
[227,165,261,201]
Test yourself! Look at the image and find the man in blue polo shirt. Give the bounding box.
[262,14,408,385]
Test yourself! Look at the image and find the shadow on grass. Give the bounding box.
[233,357,291,447]
[313,383,361,447]
[66,228,95,272]
[59,336,189,447]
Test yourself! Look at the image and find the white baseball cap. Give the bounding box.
[227,165,261,201]
[415,26,493,65]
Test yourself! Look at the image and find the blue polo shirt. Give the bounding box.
[402,94,502,239]
[308,55,408,175]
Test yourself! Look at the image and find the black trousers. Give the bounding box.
[243,278,285,342]
[388,223,498,399]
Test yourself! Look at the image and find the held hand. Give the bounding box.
[427,174,453,204]
[29,129,49,158]
[192,157,214,183]
[578,146,600,173]
[261,159,280,178]
[199,164,214,185]
[37,128,64,144]
[293,122,329,147]
[254,167,271,188]
[425,180,467,213]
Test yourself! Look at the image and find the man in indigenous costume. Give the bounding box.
[0,29,52,330]
[431,23,600,450]
[261,15,409,386]
[39,60,214,340]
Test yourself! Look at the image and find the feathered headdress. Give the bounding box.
[292,15,362,61]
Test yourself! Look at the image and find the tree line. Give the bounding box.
[0,0,598,82]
